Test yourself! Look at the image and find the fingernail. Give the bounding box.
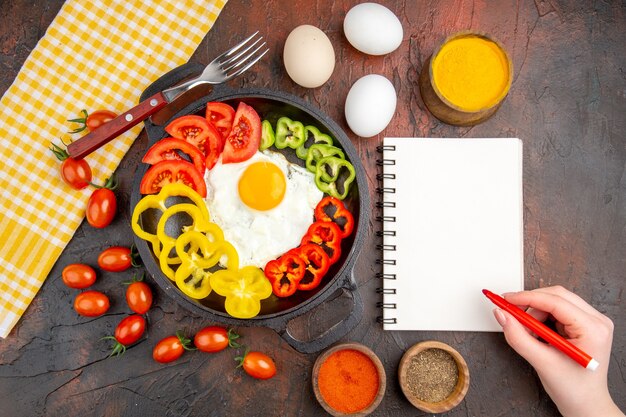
[494,308,507,326]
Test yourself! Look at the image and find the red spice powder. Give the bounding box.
[318,349,379,413]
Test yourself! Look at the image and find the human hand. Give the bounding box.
[492,286,624,417]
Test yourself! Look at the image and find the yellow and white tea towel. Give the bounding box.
[0,0,228,338]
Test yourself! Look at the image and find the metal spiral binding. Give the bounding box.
[376,144,397,326]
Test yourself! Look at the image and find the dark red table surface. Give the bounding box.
[1,1,624,416]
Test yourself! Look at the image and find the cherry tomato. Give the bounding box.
[139,160,207,197]
[237,351,276,380]
[86,110,117,131]
[62,263,97,289]
[194,327,240,353]
[50,142,92,189]
[126,280,153,314]
[74,291,109,317]
[222,102,261,164]
[115,315,146,345]
[61,158,92,189]
[153,332,192,363]
[105,314,146,356]
[86,188,117,228]
[98,246,135,272]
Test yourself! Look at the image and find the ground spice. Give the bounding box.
[432,35,509,112]
[405,348,458,403]
[318,349,379,413]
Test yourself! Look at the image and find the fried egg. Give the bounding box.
[204,150,323,267]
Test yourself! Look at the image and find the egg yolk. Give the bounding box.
[238,161,286,211]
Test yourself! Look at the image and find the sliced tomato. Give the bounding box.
[139,160,207,197]
[206,102,235,139]
[165,115,223,169]
[222,102,261,164]
[142,138,206,175]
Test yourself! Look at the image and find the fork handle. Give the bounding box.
[67,92,169,160]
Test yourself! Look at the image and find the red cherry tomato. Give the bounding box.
[105,314,146,357]
[86,188,117,228]
[50,142,92,190]
[86,110,117,131]
[126,281,153,314]
[60,158,92,189]
[194,326,240,353]
[238,351,276,380]
[222,102,261,164]
[62,263,97,289]
[114,315,146,346]
[153,336,184,363]
[98,246,134,272]
[153,332,192,363]
[73,291,109,317]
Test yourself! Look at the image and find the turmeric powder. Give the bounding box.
[432,35,510,112]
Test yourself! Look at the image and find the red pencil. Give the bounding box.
[482,289,599,371]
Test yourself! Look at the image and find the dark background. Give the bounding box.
[1,0,624,416]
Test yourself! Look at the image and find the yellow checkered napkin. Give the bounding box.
[0,0,227,338]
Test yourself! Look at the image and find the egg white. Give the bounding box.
[204,150,323,268]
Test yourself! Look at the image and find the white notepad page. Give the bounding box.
[381,138,524,331]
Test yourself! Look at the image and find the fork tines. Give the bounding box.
[216,31,269,80]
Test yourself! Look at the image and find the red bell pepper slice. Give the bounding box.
[264,252,306,298]
[300,221,342,264]
[292,244,330,291]
[314,196,355,239]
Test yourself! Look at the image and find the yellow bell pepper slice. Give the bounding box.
[210,266,272,319]
[156,203,221,263]
[131,183,210,257]
[173,231,239,299]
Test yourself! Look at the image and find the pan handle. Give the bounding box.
[277,274,364,354]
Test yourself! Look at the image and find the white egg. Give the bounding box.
[283,25,335,88]
[204,150,323,268]
[345,74,397,138]
[343,3,403,56]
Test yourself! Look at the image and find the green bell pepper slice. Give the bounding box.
[260,120,275,151]
[314,156,356,200]
[296,125,334,160]
[275,116,305,149]
[306,144,345,173]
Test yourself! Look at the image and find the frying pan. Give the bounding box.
[131,63,369,353]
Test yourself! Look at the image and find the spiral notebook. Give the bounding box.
[377,138,524,331]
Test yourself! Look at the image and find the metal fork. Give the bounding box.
[163,31,268,101]
[67,32,269,160]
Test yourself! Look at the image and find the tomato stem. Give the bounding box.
[67,109,89,134]
[101,336,127,357]
[90,174,119,190]
[227,328,242,348]
[176,330,196,351]
[49,142,69,161]
[130,244,142,267]
[234,346,250,368]
[122,272,145,286]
